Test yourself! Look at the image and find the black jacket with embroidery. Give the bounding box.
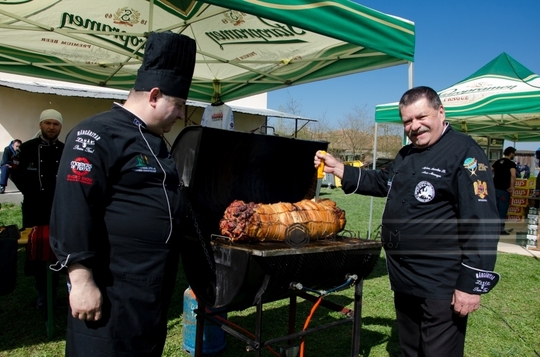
[341,125,500,299]
[11,137,64,227]
[49,104,186,355]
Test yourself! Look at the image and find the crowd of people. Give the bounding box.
[0,33,517,357]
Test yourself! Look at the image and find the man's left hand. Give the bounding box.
[451,289,481,317]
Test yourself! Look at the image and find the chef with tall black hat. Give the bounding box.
[50,31,197,357]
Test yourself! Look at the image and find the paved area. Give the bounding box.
[497,221,540,258]
[498,241,540,258]
[1,184,539,258]
[0,179,22,205]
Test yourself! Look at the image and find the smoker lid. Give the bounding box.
[171,126,328,235]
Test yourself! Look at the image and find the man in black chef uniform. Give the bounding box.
[50,31,196,357]
[315,86,500,357]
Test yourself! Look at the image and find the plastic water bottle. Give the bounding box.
[182,287,227,356]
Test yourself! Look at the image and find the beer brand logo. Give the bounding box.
[473,180,488,199]
[468,81,493,89]
[113,7,140,27]
[222,10,246,26]
[60,11,147,50]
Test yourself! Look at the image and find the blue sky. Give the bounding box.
[267,0,540,151]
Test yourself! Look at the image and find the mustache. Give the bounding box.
[411,128,429,135]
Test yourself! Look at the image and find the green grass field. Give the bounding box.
[1,189,539,357]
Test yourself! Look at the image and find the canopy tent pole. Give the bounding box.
[368,123,378,239]
[368,61,414,239]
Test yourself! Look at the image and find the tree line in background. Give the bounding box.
[271,95,403,164]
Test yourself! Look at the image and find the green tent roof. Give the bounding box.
[0,0,415,103]
[375,53,540,141]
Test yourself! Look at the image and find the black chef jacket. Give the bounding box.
[50,104,185,356]
[341,125,500,299]
[11,137,64,227]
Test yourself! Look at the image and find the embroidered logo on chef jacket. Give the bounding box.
[473,180,488,200]
[67,157,93,185]
[25,162,37,171]
[73,137,96,153]
[421,166,446,178]
[132,154,157,173]
[73,130,101,154]
[473,270,500,293]
[414,181,435,202]
[463,157,478,176]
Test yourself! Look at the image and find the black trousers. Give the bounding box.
[394,292,468,357]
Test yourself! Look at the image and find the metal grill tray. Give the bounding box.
[181,235,381,310]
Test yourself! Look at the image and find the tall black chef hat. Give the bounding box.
[134,31,196,99]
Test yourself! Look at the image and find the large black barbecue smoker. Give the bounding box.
[171,126,382,356]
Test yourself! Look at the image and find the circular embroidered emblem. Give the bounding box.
[415,181,435,202]
[70,157,92,176]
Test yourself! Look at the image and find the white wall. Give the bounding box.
[0,85,266,150]
[0,86,116,146]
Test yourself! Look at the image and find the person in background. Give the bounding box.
[491,146,517,235]
[49,32,196,357]
[522,163,530,179]
[515,161,522,178]
[315,86,500,357]
[0,139,22,193]
[11,110,64,309]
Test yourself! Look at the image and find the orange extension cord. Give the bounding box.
[299,296,324,357]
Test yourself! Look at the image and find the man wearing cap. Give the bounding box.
[492,146,517,235]
[11,109,64,309]
[50,32,196,356]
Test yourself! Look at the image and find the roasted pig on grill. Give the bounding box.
[219,199,346,242]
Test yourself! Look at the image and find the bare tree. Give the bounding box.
[376,123,403,158]
[270,95,402,162]
[336,105,374,161]
[272,92,332,140]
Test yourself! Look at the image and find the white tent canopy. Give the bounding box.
[375,53,540,142]
[0,0,415,103]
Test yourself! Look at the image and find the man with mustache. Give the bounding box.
[315,86,500,356]
[12,109,64,309]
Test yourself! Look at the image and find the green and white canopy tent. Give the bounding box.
[375,52,540,142]
[0,0,415,103]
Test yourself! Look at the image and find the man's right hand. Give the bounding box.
[67,263,103,321]
[314,151,345,179]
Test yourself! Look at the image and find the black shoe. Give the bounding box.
[0,186,5,194]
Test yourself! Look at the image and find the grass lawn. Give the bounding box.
[1,189,539,357]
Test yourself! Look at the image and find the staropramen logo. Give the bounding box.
[59,8,147,51]
[113,7,140,27]
[206,11,308,50]
[222,10,246,26]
